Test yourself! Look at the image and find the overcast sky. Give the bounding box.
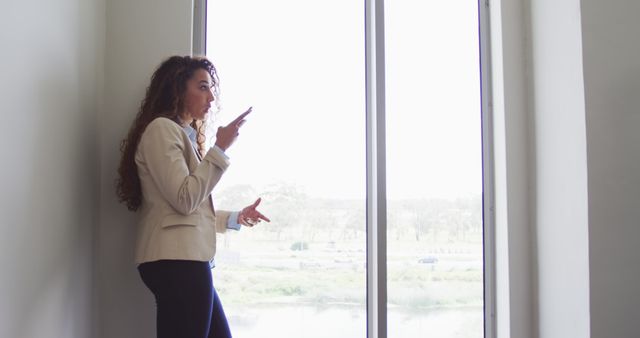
[207,0,481,200]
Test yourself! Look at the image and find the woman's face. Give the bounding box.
[182,68,215,122]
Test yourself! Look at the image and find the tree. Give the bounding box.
[260,182,309,240]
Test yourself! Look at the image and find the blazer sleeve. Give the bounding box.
[215,210,232,233]
[139,118,230,215]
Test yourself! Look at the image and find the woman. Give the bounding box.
[116,55,270,338]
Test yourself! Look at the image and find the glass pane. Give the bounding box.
[207,1,366,338]
[385,1,484,337]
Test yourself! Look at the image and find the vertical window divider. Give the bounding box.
[365,1,387,338]
[478,0,496,337]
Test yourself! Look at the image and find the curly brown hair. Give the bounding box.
[116,55,220,211]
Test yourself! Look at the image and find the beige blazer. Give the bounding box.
[134,117,232,264]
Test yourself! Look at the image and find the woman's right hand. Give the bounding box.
[215,107,252,151]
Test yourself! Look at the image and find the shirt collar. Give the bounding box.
[182,124,197,146]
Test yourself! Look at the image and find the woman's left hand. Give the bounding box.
[238,198,271,227]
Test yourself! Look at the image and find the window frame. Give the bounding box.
[194,1,496,337]
[478,0,497,336]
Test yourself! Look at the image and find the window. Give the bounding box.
[384,2,485,337]
[196,0,493,337]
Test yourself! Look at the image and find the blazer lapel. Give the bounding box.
[188,142,215,216]
[192,143,203,162]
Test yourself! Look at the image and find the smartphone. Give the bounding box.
[230,106,252,127]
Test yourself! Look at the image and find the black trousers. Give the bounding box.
[138,260,232,338]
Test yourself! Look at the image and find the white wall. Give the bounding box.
[0,0,104,337]
[529,1,591,337]
[495,0,640,337]
[581,1,640,337]
[96,1,193,337]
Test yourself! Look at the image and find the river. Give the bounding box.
[226,305,483,338]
